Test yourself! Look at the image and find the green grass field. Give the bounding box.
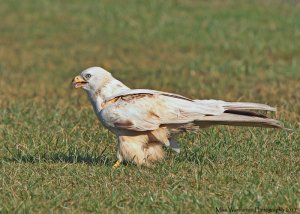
[0,0,299,213]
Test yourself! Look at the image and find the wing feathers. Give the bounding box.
[195,100,276,111]
[101,90,280,132]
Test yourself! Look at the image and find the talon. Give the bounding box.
[113,160,121,169]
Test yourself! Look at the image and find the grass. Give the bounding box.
[0,0,300,213]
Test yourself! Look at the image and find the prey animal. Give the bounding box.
[72,67,281,167]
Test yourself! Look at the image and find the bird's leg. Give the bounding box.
[113,160,121,169]
[144,142,165,163]
[116,135,151,166]
[113,147,123,169]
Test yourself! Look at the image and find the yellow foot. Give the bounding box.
[113,160,121,169]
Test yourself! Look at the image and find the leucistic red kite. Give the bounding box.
[72,67,281,167]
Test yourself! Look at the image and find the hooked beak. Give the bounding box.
[72,75,87,88]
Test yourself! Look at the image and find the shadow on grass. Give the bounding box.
[3,147,209,166]
[2,152,114,165]
[2,145,114,165]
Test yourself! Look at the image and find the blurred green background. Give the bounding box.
[0,0,299,213]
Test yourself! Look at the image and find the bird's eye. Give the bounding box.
[85,74,91,79]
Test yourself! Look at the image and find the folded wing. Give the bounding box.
[100,91,224,131]
[100,90,281,132]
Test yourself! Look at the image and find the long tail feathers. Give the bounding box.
[196,101,281,128]
[196,113,282,128]
[223,102,276,112]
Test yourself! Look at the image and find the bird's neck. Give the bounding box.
[87,78,130,113]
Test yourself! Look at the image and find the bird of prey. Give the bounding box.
[72,67,281,167]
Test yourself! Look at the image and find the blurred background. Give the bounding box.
[0,0,299,212]
[1,0,299,107]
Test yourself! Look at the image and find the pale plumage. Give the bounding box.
[72,67,281,167]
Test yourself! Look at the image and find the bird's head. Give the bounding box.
[72,67,113,92]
